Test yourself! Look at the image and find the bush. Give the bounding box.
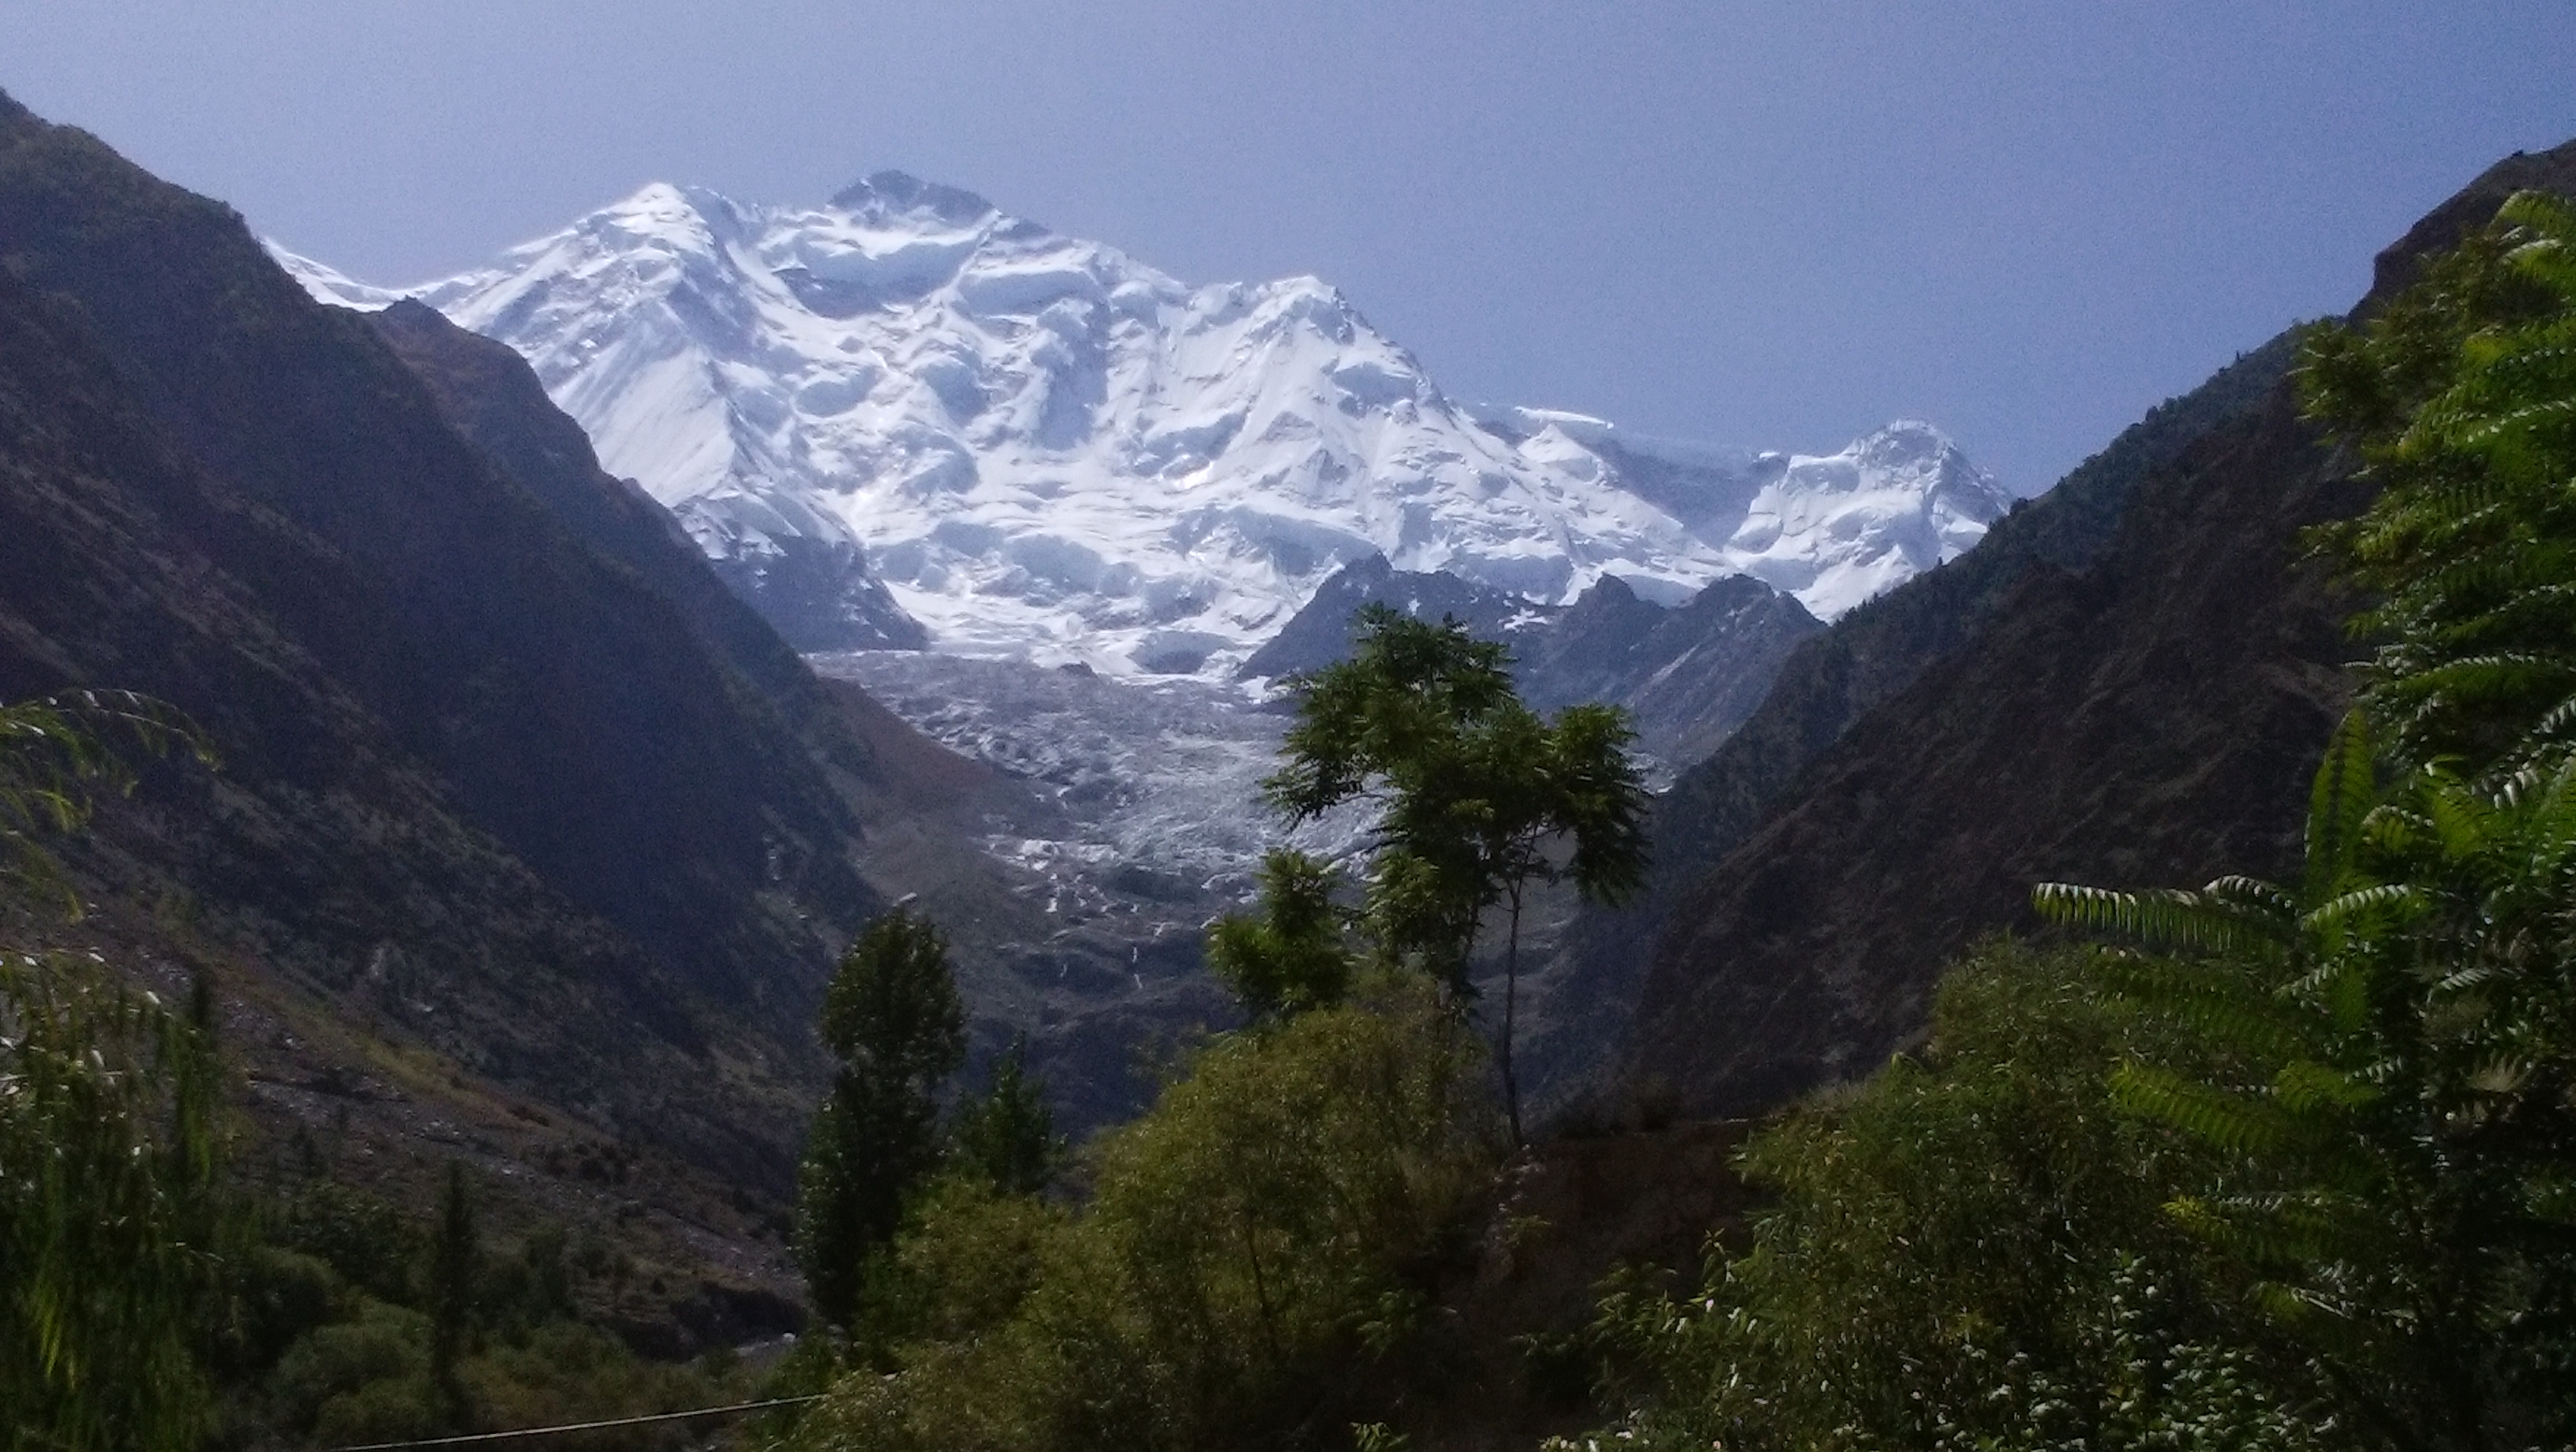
[1567,941,2330,1452]
[788,971,1500,1452]
[267,1300,431,1440]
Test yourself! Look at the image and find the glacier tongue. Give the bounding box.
[275,172,2010,671]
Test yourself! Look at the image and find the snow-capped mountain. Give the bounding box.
[1473,408,2012,620]
[277,174,2010,673]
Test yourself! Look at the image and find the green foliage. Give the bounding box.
[0,690,212,918]
[209,1171,749,1446]
[265,1182,423,1307]
[245,1285,729,1450]
[1560,943,2330,1452]
[1205,849,1357,1020]
[0,950,227,1452]
[426,1162,479,1429]
[952,1034,1064,1198]
[264,1300,434,1445]
[797,906,968,1332]
[784,973,1499,1452]
[1264,605,1650,1140]
[2304,191,2576,777]
[1974,203,2576,1449]
[2032,715,2576,1445]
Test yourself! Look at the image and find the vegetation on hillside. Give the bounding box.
[775,608,1674,1446]
[0,697,761,1452]
[1556,189,2576,1452]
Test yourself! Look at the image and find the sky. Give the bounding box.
[4,2,2570,495]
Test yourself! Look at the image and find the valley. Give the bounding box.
[7,58,2574,1452]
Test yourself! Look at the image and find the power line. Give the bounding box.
[322,1394,825,1450]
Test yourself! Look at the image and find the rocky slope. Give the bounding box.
[1241,554,1823,770]
[1614,137,2576,1121]
[0,92,960,1343]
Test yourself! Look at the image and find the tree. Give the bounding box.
[1565,942,2328,1452]
[2302,189,2576,778]
[783,971,1495,1452]
[2028,193,2576,1450]
[951,1035,1063,1198]
[0,952,226,1452]
[0,694,222,1452]
[1266,606,1649,1143]
[796,907,968,1332]
[425,1162,478,1431]
[1205,849,1357,1020]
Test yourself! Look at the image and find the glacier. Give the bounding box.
[273,172,2011,675]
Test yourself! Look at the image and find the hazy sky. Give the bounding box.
[4,2,2570,492]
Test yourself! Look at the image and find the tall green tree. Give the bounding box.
[796,907,968,1332]
[1265,605,1649,1142]
[425,1162,478,1431]
[951,1034,1063,1198]
[1,693,221,1452]
[0,953,226,1452]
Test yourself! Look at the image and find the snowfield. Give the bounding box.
[275,172,2011,675]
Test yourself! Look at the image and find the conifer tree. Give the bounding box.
[796,907,967,1330]
[950,1034,1062,1197]
[425,1162,478,1430]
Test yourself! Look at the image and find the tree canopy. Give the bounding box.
[1261,604,1649,1140]
[797,906,968,1333]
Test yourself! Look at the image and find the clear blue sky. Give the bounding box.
[4,2,2569,493]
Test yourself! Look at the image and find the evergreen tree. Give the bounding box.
[951,1035,1063,1197]
[796,907,968,1331]
[425,1162,477,1431]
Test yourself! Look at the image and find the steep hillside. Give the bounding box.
[361,298,849,732]
[1505,331,2297,1120]
[0,93,937,1338]
[1619,137,2576,1118]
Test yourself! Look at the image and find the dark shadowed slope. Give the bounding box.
[1619,137,2576,1118]
[362,298,917,756]
[1522,333,2300,1121]
[0,92,892,1184]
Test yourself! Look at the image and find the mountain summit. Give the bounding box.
[278,181,2009,673]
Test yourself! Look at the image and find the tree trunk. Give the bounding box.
[1502,881,1525,1147]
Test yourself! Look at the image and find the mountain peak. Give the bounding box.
[281,178,2006,666]
[829,170,999,225]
